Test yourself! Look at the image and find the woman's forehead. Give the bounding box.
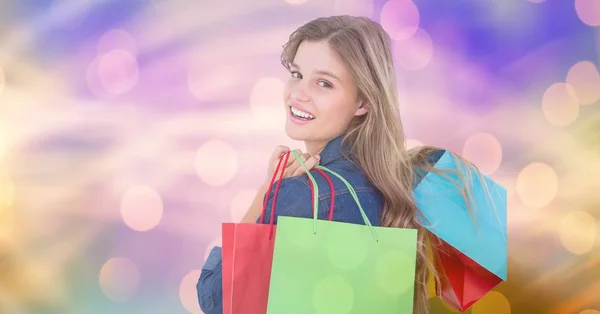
[293,41,349,76]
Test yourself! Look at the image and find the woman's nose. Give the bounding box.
[289,82,310,102]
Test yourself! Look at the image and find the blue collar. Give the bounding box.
[319,134,350,166]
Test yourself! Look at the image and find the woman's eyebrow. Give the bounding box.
[290,62,342,82]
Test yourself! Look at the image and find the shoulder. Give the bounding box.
[259,157,383,226]
[320,156,380,194]
[314,157,383,226]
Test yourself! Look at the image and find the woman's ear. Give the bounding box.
[354,100,369,116]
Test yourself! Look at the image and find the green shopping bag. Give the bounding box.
[266,151,418,314]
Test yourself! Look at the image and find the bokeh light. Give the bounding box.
[575,0,600,26]
[392,28,434,71]
[195,140,238,186]
[312,275,354,314]
[97,29,138,56]
[334,0,375,18]
[541,82,579,126]
[516,162,558,209]
[99,257,141,303]
[96,49,139,95]
[566,61,600,105]
[0,66,5,96]
[1,1,599,313]
[380,0,420,40]
[558,210,597,255]
[85,57,106,98]
[230,189,258,223]
[470,291,511,314]
[120,185,164,232]
[462,132,503,175]
[179,270,203,314]
[580,310,600,314]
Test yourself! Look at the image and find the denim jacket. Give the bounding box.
[196,135,384,314]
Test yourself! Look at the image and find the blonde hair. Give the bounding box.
[282,16,484,313]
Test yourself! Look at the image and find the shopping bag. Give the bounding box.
[221,151,288,314]
[222,151,337,314]
[266,151,419,314]
[414,150,507,311]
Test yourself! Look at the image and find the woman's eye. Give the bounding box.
[291,71,302,79]
[318,81,333,88]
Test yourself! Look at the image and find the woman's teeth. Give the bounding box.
[291,106,315,120]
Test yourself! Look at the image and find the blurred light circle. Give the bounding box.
[120,185,163,232]
[97,49,139,95]
[580,310,600,314]
[0,66,5,96]
[575,0,600,26]
[462,132,503,175]
[230,189,258,223]
[516,162,558,209]
[392,28,434,71]
[99,257,140,302]
[541,82,579,126]
[405,139,423,149]
[195,140,238,186]
[380,0,420,40]
[204,238,223,262]
[0,174,14,207]
[334,0,375,18]
[250,77,285,114]
[566,61,600,105]
[97,29,138,56]
[285,0,309,4]
[528,0,547,3]
[471,291,511,314]
[559,210,596,255]
[179,270,203,314]
[86,57,106,98]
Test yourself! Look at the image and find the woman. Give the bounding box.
[198,15,475,314]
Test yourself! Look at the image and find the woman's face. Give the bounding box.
[283,40,368,145]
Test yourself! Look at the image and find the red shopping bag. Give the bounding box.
[221,152,336,314]
[430,237,503,312]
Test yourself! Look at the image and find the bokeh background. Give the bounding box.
[0,0,599,313]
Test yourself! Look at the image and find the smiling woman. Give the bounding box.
[196,15,493,314]
[283,40,368,147]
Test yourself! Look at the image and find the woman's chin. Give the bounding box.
[284,124,310,141]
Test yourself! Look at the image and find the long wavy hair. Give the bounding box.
[281,16,484,313]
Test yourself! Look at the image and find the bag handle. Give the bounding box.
[259,151,289,225]
[290,151,379,242]
[260,152,337,239]
[308,168,336,221]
